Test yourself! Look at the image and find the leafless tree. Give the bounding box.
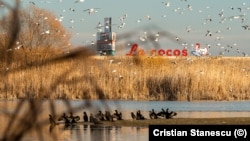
[17,5,72,52]
[0,1,97,141]
[0,4,72,64]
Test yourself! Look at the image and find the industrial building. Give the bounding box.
[96,17,116,56]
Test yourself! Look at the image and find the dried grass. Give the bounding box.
[1,55,249,101]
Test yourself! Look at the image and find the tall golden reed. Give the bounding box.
[1,53,249,101]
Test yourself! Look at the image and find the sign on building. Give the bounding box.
[96,17,116,55]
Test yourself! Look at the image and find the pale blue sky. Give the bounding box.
[17,0,250,56]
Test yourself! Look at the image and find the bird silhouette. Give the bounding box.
[83,111,88,122]
[149,109,158,119]
[131,112,136,120]
[84,8,100,15]
[113,110,122,120]
[75,0,84,3]
[49,114,57,125]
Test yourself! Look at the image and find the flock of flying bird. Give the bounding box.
[18,1,250,56]
[49,108,177,125]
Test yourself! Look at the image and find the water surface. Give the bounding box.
[1,100,250,141]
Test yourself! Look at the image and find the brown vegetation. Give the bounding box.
[1,55,249,101]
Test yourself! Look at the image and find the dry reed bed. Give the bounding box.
[0,55,249,101]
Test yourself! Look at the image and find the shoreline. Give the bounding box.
[98,117,250,126]
[52,117,250,127]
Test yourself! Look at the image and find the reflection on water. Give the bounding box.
[48,124,148,141]
[178,111,250,118]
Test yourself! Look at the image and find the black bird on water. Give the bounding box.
[57,112,80,124]
[131,112,136,120]
[165,108,177,119]
[136,110,146,120]
[156,108,166,117]
[69,112,80,123]
[61,113,71,124]
[131,110,146,120]
[49,114,58,132]
[105,111,114,121]
[96,111,105,121]
[149,109,158,119]
[83,111,88,122]
[113,110,123,120]
[49,114,57,125]
[156,108,177,119]
[89,113,102,124]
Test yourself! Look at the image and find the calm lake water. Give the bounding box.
[0,100,250,141]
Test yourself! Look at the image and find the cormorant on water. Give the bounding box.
[83,111,89,122]
[49,114,57,125]
[69,112,80,123]
[156,108,166,117]
[96,111,105,121]
[61,113,71,124]
[164,108,177,119]
[131,112,136,120]
[149,109,158,119]
[156,108,177,119]
[89,113,102,124]
[136,110,146,120]
[105,111,114,121]
[113,110,122,120]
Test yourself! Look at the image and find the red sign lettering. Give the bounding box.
[126,44,188,57]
